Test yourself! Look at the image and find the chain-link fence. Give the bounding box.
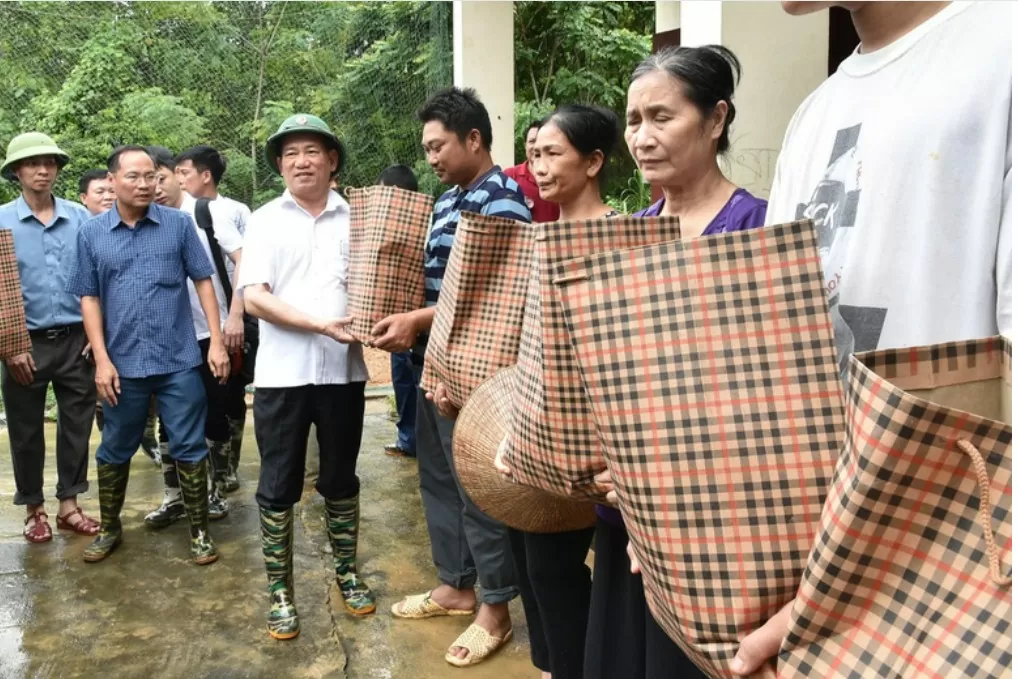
[0,1,453,207]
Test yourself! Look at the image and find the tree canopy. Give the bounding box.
[0,1,652,208]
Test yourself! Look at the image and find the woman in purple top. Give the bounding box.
[585,45,768,679]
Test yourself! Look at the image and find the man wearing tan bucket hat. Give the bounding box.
[0,131,100,545]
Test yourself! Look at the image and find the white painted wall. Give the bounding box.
[680,0,723,46]
[453,1,516,169]
[680,1,830,198]
[655,0,682,32]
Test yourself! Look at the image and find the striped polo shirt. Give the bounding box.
[424,165,532,306]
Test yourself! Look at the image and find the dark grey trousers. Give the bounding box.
[414,365,518,605]
[0,325,96,506]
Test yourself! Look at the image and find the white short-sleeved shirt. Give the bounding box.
[766,1,1011,371]
[238,189,368,388]
[211,193,250,279]
[211,194,251,237]
[181,194,243,340]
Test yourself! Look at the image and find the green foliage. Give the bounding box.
[514,99,555,144]
[514,1,653,207]
[0,1,652,210]
[604,168,654,215]
[0,1,453,206]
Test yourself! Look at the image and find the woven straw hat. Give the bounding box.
[452,367,596,533]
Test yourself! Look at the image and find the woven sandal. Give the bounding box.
[445,624,514,667]
[390,591,474,619]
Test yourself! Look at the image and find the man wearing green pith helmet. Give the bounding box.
[0,132,100,545]
[238,114,375,640]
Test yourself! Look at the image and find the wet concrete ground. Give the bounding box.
[0,399,536,679]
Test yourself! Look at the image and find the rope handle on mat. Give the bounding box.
[957,439,1012,587]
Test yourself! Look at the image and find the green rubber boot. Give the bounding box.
[140,412,160,465]
[223,415,244,493]
[325,495,376,615]
[177,458,219,565]
[83,462,131,563]
[261,507,300,639]
[206,439,230,520]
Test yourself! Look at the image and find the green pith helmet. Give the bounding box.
[265,114,345,177]
[1,132,70,182]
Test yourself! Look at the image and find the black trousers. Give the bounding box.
[224,369,247,421]
[254,382,365,511]
[197,338,230,443]
[0,325,95,506]
[584,517,707,679]
[510,526,595,678]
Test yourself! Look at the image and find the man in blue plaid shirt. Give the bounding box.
[66,145,230,567]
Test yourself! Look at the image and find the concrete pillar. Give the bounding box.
[453,1,515,168]
[680,1,829,198]
[655,1,681,33]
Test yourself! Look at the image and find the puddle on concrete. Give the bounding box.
[0,403,540,679]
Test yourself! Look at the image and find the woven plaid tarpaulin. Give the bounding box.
[554,220,845,678]
[421,211,535,408]
[504,215,683,500]
[346,185,433,344]
[0,229,31,360]
[779,336,1012,679]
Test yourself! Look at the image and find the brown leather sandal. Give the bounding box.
[57,507,100,536]
[24,510,52,543]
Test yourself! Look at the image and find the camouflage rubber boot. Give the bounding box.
[83,462,131,563]
[144,458,185,529]
[177,458,219,566]
[260,507,300,640]
[206,440,230,520]
[223,415,245,493]
[324,496,376,615]
[140,412,161,465]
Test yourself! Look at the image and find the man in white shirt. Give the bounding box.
[240,114,374,641]
[143,146,244,527]
[176,145,252,492]
[731,2,1012,674]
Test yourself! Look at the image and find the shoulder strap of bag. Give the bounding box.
[195,198,234,308]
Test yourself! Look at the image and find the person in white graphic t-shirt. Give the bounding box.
[707,2,1012,675]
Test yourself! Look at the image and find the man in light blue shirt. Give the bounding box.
[0,131,99,544]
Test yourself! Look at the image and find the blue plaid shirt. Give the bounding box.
[66,202,216,379]
[424,166,532,306]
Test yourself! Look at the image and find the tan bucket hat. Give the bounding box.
[1,132,69,181]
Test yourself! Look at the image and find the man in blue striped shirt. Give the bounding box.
[66,145,230,567]
[374,87,531,668]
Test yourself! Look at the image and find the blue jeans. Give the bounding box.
[96,368,208,465]
[390,351,418,454]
